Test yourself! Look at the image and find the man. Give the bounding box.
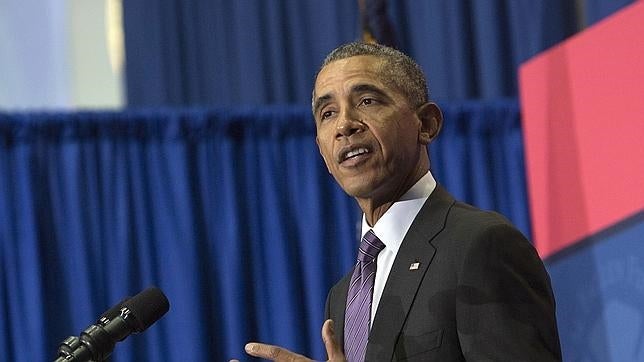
[241,42,561,361]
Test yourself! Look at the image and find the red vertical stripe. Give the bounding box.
[519,1,644,258]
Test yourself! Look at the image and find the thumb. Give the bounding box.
[321,319,345,361]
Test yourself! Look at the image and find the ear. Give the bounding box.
[416,102,443,145]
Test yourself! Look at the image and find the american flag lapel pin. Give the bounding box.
[409,261,420,270]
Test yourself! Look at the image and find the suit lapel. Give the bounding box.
[365,186,455,360]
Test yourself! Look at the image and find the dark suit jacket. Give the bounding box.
[325,186,562,361]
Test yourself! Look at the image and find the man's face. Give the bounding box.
[313,55,426,203]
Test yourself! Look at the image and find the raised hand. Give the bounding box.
[232,319,345,362]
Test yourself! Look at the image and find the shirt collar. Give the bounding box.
[361,171,437,254]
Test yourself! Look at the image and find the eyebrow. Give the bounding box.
[313,94,333,116]
[351,83,390,100]
[313,83,392,116]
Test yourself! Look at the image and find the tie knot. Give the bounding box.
[357,229,385,262]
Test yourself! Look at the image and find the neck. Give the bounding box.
[358,167,428,226]
[359,200,395,227]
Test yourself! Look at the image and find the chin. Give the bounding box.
[336,181,366,197]
[338,179,381,199]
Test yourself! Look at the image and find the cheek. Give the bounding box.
[320,151,333,172]
[373,119,407,145]
[377,122,419,161]
[316,135,334,170]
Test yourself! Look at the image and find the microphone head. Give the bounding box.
[99,297,130,321]
[122,287,170,332]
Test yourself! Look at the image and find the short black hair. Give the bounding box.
[313,42,429,112]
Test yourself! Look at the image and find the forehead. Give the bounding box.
[314,55,387,94]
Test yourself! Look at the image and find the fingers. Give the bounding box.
[244,342,310,362]
[239,320,345,362]
[321,319,345,362]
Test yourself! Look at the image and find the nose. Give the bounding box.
[336,109,365,138]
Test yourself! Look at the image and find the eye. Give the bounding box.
[320,110,335,121]
[359,97,376,107]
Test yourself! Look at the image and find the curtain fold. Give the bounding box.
[0,102,528,361]
[123,0,634,107]
[431,99,530,234]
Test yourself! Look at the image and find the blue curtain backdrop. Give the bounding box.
[0,101,529,361]
[122,0,633,107]
[2,1,638,361]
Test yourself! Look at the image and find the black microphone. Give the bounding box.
[55,287,170,362]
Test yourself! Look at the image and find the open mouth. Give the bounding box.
[339,146,371,164]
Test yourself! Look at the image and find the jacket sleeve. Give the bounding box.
[455,222,562,361]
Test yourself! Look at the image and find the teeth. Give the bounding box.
[345,148,368,160]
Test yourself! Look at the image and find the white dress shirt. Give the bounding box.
[361,171,437,326]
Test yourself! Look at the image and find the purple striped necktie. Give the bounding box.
[344,229,385,362]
